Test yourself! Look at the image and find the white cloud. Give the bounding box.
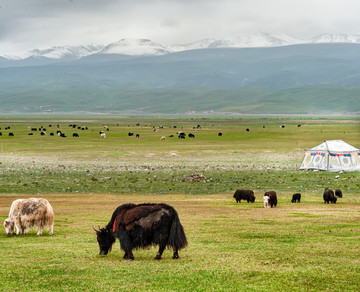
[0,0,359,54]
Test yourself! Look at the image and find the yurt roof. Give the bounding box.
[308,140,359,152]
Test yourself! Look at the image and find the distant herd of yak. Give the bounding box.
[0,122,299,139]
[233,187,343,207]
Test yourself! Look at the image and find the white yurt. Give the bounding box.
[299,140,360,171]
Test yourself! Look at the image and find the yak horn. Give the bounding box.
[92,225,100,232]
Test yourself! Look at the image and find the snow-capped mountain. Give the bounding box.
[27,44,103,60]
[99,38,172,56]
[311,33,360,44]
[2,33,360,61]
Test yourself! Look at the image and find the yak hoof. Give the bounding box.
[172,255,179,259]
[155,256,162,260]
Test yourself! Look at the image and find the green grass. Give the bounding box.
[0,117,359,291]
[1,193,360,291]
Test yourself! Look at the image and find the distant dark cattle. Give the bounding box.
[0,132,2,136]
[323,188,337,204]
[246,128,250,132]
[49,125,52,127]
[50,133,54,136]
[31,128,37,131]
[188,133,195,138]
[169,135,174,137]
[218,132,223,136]
[73,133,79,137]
[94,203,187,260]
[60,133,66,138]
[9,133,14,137]
[291,193,301,203]
[136,123,140,126]
[173,125,177,129]
[264,191,277,207]
[5,126,10,130]
[77,126,81,129]
[40,132,46,136]
[178,132,186,139]
[128,132,134,136]
[281,125,285,128]
[197,125,201,129]
[136,134,140,138]
[28,133,33,136]
[335,189,343,198]
[263,125,265,128]
[42,128,47,131]
[298,124,301,127]
[233,189,255,203]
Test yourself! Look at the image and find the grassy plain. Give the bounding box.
[0,116,359,291]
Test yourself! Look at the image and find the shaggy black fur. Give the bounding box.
[291,193,301,203]
[95,203,187,260]
[335,189,343,198]
[323,188,337,203]
[233,190,255,203]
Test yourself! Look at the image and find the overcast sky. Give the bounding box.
[0,0,359,55]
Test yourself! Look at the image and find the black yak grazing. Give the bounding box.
[323,188,337,204]
[291,193,301,203]
[94,203,187,260]
[233,189,255,203]
[264,191,277,207]
[335,189,343,198]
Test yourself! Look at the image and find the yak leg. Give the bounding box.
[172,249,179,259]
[119,232,134,260]
[36,227,43,236]
[155,245,166,260]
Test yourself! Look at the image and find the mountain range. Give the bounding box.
[2,33,360,62]
[1,33,360,115]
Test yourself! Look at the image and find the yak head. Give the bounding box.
[4,219,15,236]
[249,194,256,203]
[93,226,115,255]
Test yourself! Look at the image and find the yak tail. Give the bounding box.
[168,211,188,250]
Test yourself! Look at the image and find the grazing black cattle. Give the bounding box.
[246,128,250,132]
[94,203,187,260]
[40,131,46,136]
[335,189,343,198]
[264,191,277,207]
[169,135,174,137]
[9,133,14,136]
[128,132,134,136]
[178,132,186,139]
[263,125,265,128]
[136,134,140,138]
[281,125,285,128]
[28,133,33,135]
[60,133,66,137]
[323,188,337,204]
[0,132,2,136]
[233,189,255,203]
[218,132,223,136]
[188,133,195,138]
[73,133,79,137]
[50,133,54,136]
[298,124,301,127]
[31,128,37,131]
[197,125,201,129]
[5,126,10,130]
[291,193,301,203]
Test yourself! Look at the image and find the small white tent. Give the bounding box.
[300,140,360,171]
